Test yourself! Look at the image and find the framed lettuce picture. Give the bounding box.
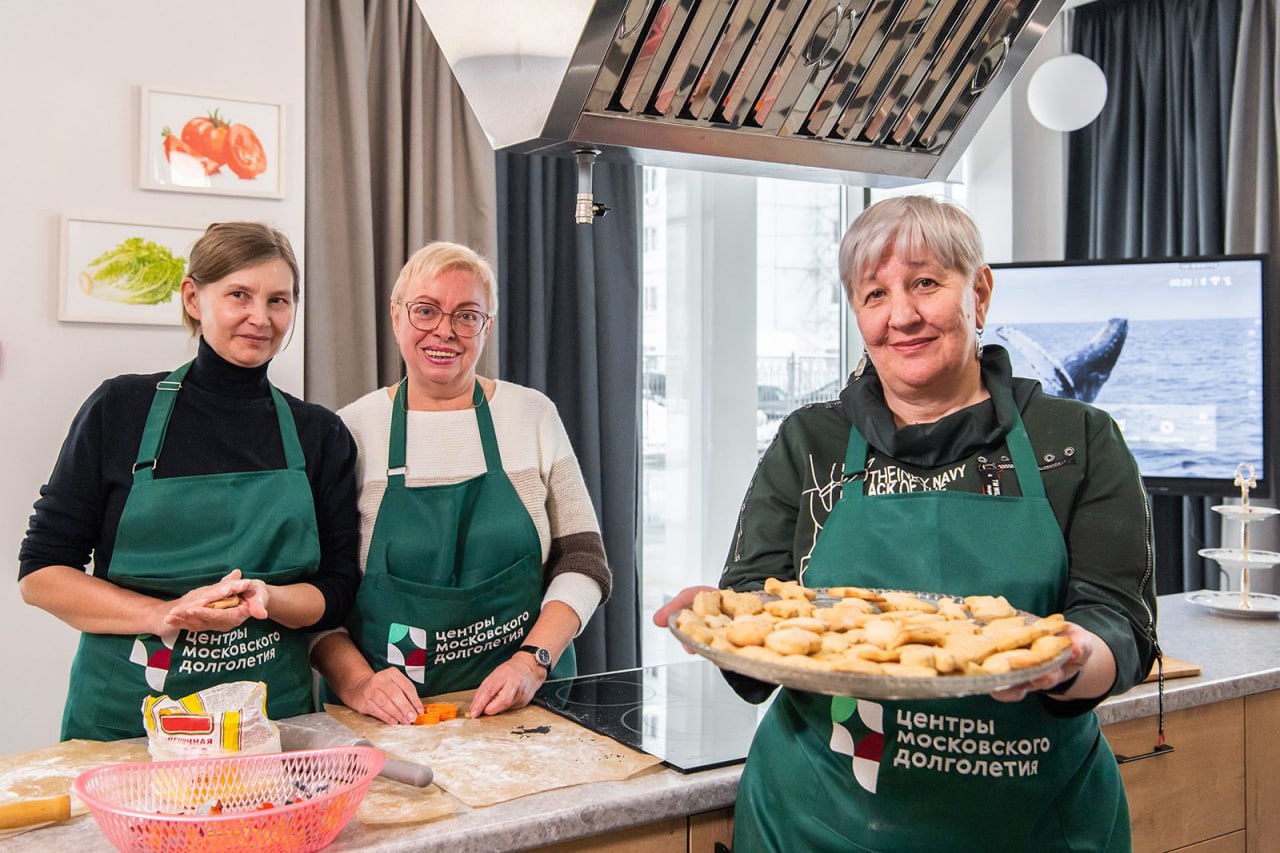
[58,216,203,326]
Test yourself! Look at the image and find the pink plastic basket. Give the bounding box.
[72,745,385,853]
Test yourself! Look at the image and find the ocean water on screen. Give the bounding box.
[1001,318,1263,481]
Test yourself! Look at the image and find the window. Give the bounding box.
[638,173,971,664]
[640,168,856,664]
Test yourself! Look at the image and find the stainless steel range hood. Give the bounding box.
[418,0,1066,186]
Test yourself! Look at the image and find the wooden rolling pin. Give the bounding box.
[0,794,71,830]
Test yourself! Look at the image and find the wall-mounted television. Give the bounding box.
[985,255,1270,497]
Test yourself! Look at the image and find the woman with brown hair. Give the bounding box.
[19,222,360,740]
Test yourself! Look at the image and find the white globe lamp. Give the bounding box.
[1027,53,1108,132]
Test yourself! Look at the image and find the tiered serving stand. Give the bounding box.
[1189,463,1280,618]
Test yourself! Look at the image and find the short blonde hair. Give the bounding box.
[838,196,984,297]
[183,222,300,335]
[391,241,498,315]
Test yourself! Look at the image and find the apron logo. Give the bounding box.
[128,634,176,691]
[829,697,884,793]
[387,622,428,684]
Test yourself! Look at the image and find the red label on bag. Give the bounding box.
[158,713,215,735]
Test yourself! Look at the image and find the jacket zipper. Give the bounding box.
[1137,481,1158,648]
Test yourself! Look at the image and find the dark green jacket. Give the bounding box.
[721,346,1159,714]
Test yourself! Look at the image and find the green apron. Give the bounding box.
[735,383,1130,852]
[335,380,573,701]
[61,361,321,741]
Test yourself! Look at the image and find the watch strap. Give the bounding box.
[517,645,552,672]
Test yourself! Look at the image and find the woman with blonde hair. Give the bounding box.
[313,241,610,722]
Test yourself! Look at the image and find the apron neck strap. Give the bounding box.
[389,380,409,483]
[132,362,191,482]
[269,385,307,471]
[132,361,305,482]
[388,380,503,481]
[990,380,1045,499]
[472,381,503,473]
[843,381,1045,500]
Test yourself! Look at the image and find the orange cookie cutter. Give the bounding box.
[412,703,459,726]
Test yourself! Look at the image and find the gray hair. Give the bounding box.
[391,241,498,316]
[838,196,985,296]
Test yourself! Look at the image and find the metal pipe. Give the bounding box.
[575,147,602,225]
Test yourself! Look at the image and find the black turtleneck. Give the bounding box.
[842,345,1035,468]
[19,339,360,631]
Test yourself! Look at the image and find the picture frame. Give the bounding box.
[139,87,284,199]
[58,216,205,326]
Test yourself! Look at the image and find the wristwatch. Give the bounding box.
[517,645,553,673]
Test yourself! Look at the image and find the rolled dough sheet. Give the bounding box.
[0,739,150,839]
[357,777,458,825]
[327,691,663,807]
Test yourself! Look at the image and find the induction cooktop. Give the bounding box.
[532,658,770,773]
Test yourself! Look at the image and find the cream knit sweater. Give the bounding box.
[337,381,609,631]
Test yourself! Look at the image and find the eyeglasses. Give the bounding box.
[400,301,491,337]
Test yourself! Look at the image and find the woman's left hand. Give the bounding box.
[469,655,546,718]
[989,622,1115,703]
[162,569,270,632]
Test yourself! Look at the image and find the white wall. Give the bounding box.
[0,2,306,753]
[965,13,1071,264]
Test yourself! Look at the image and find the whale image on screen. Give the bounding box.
[986,257,1266,488]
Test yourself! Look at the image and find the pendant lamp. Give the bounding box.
[1027,53,1108,132]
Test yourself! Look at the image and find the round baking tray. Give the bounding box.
[668,588,1072,700]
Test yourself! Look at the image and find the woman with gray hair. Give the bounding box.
[655,196,1157,851]
[312,241,610,723]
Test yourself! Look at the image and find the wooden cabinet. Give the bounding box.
[688,808,733,851]
[538,816,685,852]
[1244,690,1280,852]
[539,808,732,852]
[1104,699,1245,851]
[1102,690,1280,853]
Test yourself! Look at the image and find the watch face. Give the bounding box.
[534,647,552,667]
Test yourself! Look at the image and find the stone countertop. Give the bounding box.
[1092,590,1280,725]
[6,592,1277,853]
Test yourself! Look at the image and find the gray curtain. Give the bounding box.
[1226,0,1280,558]
[304,0,497,410]
[1065,0,1244,593]
[496,153,642,675]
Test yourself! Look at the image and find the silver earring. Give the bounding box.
[853,349,870,379]
[976,327,985,358]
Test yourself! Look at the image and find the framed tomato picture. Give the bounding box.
[59,216,205,326]
[140,87,284,198]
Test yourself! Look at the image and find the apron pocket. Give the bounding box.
[375,551,543,601]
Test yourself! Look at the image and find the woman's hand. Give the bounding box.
[652,585,719,653]
[345,668,424,726]
[469,656,546,718]
[162,569,270,632]
[989,623,1116,703]
[652,586,719,629]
